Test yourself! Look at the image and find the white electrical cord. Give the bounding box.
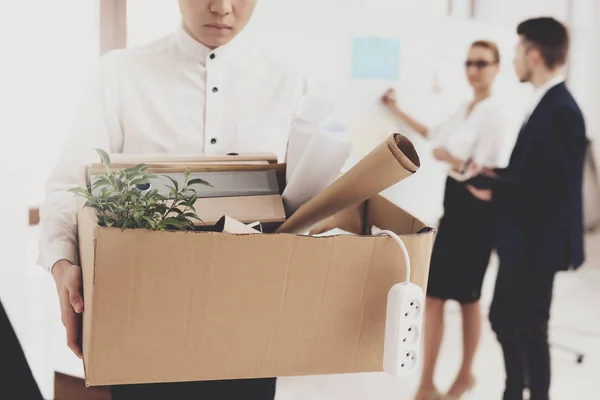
[374,229,411,283]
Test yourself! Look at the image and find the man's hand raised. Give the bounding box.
[52,260,84,359]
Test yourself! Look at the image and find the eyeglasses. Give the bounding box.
[464,60,497,69]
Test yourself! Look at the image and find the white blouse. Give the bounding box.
[429,96,510,170]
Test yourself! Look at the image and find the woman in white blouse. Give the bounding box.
[382,41,508,400]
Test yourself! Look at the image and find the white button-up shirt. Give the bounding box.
[38,27,313,272]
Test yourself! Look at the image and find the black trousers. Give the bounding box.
[0,300,43,400]
[489,260,556,400]
[111,377,276,400]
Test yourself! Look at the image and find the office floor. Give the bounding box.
[11,230,600,399]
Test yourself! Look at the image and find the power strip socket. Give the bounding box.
[383,282,425,376]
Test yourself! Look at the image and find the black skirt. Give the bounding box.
[427,177,496,304]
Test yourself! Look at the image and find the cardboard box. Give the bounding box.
[78,194,434,386]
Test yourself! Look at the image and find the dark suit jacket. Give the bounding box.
[494,82,587,272]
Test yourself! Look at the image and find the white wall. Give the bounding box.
[476,0,569,23]
[567,0,600,229]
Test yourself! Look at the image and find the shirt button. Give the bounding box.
[210,53,215,60]
[210,138,217,145]
[212,87,219,93]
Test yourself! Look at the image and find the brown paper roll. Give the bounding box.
[277,133,420,234]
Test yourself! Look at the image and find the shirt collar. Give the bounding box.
[532,74,564,103]
[175,25,240,65]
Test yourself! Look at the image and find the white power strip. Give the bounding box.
[372,227,425,377]
[383,282,424,376]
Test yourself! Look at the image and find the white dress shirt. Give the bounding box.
[430,96,510,170]
[522,74,565,125]
[38,27,313,272]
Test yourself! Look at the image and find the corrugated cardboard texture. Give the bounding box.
[79,195,434,386]
[78,206,97,368]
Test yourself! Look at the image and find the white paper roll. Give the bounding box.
[283,126,353,216]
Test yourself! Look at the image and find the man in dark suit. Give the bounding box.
[468,17,587,400]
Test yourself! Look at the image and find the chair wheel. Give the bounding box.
[577,355,584,364]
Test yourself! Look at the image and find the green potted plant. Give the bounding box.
[70,149,212,231]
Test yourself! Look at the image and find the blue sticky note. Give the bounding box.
[351,37,401,80]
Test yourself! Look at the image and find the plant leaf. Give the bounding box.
[133,211,143,225]
[142,216,156,229]
[69,187,91,198]
[168,208,184,216]
[184,194,198,208]
[164,175,179,192]
[92,176,113,189]
[188,178,213,188]
[184,212,201,220]
[165,185,177,194]
[159,218,184,230]
[95,149,111,168]
[184,220,196,230]
[130,178,150,189]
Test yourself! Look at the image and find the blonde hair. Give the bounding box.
[471,40,500,63]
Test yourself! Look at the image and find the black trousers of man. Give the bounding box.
[0,300,43,400]
[111,377,276,399]
[489,259,557,400]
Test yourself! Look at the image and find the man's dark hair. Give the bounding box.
[517,17,569,69]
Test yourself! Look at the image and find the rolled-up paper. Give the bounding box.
[276,133,420,234]
[286,95,336,183]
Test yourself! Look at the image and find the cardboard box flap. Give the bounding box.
[365,195,431,235]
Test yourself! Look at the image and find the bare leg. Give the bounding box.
[414,296,446,399]
[447,301,481,397]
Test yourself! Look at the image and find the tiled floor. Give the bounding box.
[8,230,600,399]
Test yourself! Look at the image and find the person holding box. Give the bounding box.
[467,18,587,400]
[382,40,510,400]
[38,1,315,398]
